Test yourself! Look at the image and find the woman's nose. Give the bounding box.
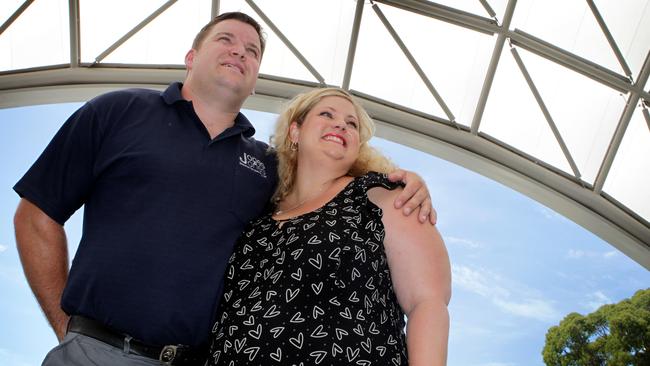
[333,120,346,130]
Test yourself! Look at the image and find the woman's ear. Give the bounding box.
[289,121,300,143]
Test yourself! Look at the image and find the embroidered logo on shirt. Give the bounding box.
[239,153,267,178]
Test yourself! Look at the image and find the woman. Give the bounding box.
[208,88,451,365]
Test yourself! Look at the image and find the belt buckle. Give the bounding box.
[159,345,178,365]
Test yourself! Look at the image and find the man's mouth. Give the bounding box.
[222,63,243,74]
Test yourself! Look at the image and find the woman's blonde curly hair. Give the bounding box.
[270,87,395,203]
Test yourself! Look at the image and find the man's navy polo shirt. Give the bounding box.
[14,82,278,347]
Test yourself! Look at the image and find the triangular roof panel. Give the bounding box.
[95,1,208,65]
[604,110,650,221]
[481,47,574,176]
[0,0,69,71]
[511,0,626,76]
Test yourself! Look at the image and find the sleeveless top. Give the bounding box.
[208,172,408,365]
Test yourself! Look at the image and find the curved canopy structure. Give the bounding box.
[1,0,649,269]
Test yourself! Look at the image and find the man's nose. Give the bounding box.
[230,44,246,58]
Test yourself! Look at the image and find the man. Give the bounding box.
[14,12,435,366]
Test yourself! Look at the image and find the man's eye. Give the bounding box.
[247,48,259,58]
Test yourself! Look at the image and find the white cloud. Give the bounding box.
[566,249,619,260]
[535,206,561,220]
[452,265,509,298]
[0,244,8,253]
[584,291,612,311]
[445,236,483,249]
[452,265,559,322]
[603,251,618,258]
[493,298,558,321]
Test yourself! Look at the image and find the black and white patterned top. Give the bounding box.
[208,172,408,365]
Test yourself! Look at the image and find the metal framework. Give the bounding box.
[342,0,364,91]
[595,52,650,194]
[68,0,79,68]
[95,0,178,64]
[0,0,648,269]
[245,0,325,85]
[0,0,33,36]
[372,2,455,122]
[471,0,516,134]
[586,0,633,80]
[509,45,582,179]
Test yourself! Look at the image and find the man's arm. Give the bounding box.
[14,198,70,342]
[388,169,437,225]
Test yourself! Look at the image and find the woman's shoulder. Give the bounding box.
[355,171,404,193]
[357,172,403,213]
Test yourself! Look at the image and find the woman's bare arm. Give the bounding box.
[369,187,451,366]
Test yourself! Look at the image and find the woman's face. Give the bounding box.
[290,96,361,167]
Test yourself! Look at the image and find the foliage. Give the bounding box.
[542,288,650,366]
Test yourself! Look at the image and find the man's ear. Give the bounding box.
[184,49,196,69]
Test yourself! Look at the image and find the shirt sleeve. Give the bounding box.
[13,101,102,225]
[362,171,404,192]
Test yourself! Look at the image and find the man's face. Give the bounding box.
[186,19,262,97]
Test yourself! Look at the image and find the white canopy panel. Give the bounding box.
[0,0,649,268]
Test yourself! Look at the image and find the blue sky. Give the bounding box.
[0,102,648,366]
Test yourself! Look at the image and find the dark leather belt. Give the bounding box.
[67,315,206,365]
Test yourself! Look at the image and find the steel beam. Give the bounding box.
[586,0,633,79]
[372,3,455,122]
[211,0,219,19]
[375,0,498,34]
[245,0,325,85]
[595,51,650,193]
[478,0,497,18]
[94,0,177,63]
[0,0,35,36]
[342,0,365,90]
[510,46,581,179]
[69,0,80,68]
[471,0,517,134]
[509,29,632,94]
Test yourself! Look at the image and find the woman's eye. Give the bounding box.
[319,111,333,118]
[347,121,358,129]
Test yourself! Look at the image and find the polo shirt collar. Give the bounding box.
[162,81,185,105]
[162,82,256,138]
[232,111,256,138]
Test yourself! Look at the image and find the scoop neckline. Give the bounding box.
[270,176,359,224]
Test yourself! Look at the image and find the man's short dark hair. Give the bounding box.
[192,12,266,56]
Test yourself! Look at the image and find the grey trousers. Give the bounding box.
[42,332,162,366]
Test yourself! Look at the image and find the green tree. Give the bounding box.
[543,288,650,366]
